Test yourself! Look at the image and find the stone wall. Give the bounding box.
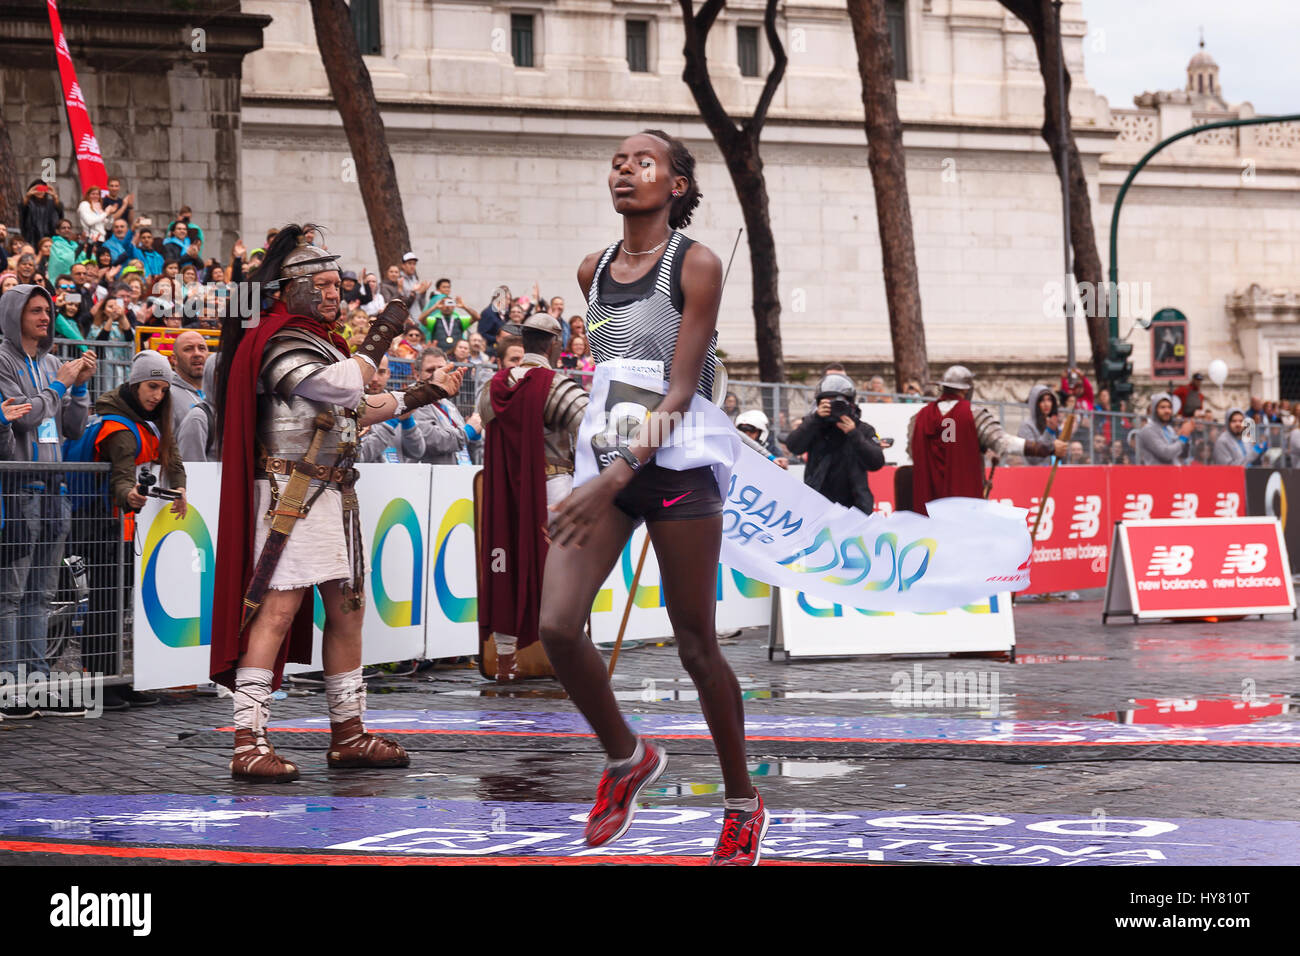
[0,0,268,261]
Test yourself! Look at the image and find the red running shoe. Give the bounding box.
[709,791,770,866]
[583,739,668,847]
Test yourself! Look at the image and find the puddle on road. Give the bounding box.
[1087,695,1295,726]
[1131,638,1300,663]
[644,759,861,798]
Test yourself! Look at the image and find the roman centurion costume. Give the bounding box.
[475,313,587,681]
[210,229,451,782]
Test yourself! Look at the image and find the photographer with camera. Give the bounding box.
[78,350,186,708]
[784,373,886,514]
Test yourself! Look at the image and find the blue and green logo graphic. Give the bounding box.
[433,498,476,623]
[371,498,424,627]
[141,508,214,648]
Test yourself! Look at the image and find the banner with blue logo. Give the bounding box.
[577,363,1034,613]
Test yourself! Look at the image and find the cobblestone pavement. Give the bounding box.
[2,599,1298,863]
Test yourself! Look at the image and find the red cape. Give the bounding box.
[477,365,553,650]
[908,397,983,516]
[209,302,348,691]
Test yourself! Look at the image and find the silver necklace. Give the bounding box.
[623,233,670,256]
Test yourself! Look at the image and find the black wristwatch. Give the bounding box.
[612,446,641,474]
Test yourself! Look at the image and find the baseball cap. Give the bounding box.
[341,270,358,281]
[402,252,418,262]
[1192,372,1205,381]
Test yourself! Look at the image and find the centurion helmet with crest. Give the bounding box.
[268,228,342,320]
[274,234,341,287]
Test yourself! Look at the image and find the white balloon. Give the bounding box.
[1208,359,1228,387]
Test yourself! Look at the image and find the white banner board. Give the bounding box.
[771,587,1015,659]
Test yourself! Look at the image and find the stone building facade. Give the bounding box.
[238,0,1299,408]
[0,0,268,262]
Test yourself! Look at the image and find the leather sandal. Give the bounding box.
[327,716,410,769]
[230,729,300,783]
[496,651,520,683]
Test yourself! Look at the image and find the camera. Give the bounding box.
[826,397,854,421]
[135,467,182,508]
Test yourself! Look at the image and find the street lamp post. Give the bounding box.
[1107,112,1300,342]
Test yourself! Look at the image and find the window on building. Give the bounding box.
[738,25,760,77]
[1280,357,1300,402]
[886,0,908,80]
[351,0,381,56]
[627,20,649,72]
[1198,75,1204,93]
[512,13,535,68]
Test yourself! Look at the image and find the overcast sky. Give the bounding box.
[1081,0,1298,114]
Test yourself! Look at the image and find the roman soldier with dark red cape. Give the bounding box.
[476,312,587,681]
[907,365,1064,515]
[209,224,462,783]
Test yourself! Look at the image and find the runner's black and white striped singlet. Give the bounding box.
[585,231,718,401]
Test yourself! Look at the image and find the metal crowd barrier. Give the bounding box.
[50,338,135,396]
[0,462,130,699]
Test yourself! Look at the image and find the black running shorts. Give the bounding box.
[612,462,723,523]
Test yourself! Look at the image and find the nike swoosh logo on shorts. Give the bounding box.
[662,491,692,508]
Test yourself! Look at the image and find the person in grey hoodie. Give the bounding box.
[167,329,209,432]
[177,352,219,462]
[1212,408,1267,466]
[1018,384,1062,466]
[1134,392,1194,465]
[409,346,481,465]
[0,284,95,690]
[358,412,427,463]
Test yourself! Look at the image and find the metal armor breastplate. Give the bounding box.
[256,328,358,466]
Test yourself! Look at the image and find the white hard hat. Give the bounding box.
[735,409,769,444]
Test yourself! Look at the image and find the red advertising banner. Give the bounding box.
[46,0,107,191]
[861,465,1247,595]
[1104,518,1295,620]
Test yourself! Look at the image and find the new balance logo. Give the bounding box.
[1214,492,1241,517]
[1121,493,1153,521]
[1221,543,1268,574]
[1068,495,1102,539]
[1170,492,1199,519]
[1146,545,1194,576]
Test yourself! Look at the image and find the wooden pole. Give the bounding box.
[607,533,651,677]
[1030,411,1075,538]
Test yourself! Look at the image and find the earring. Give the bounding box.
[672,190,681,197]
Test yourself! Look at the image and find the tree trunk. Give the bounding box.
[846,0,928,391]
[0,110,21,229]
[721,139,783,385]
[307,0,411,273]
[678,0,786,385]
[1000,0,1108,384]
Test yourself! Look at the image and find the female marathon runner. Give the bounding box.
[541,130,766,866]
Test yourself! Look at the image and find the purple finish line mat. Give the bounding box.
[0,792,1295,865]
[249,709,1300,747]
